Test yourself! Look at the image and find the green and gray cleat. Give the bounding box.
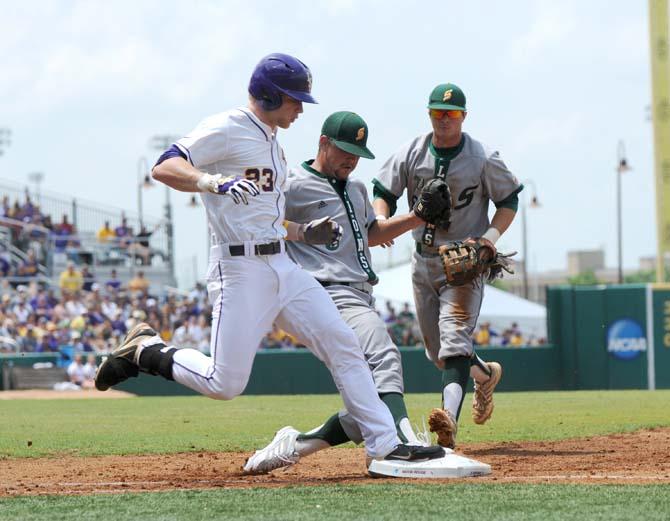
[94,322,158,391]
[472,361,502,425]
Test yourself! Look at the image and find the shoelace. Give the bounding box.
[414,417,432,447]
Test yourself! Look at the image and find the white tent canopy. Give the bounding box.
[373,263,547,339]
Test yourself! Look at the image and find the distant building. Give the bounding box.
[567,250,605,276]
[506,249,657,305]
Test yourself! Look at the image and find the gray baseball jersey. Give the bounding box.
[285,161,378,284]
[373,132,521,365]
[285,160,404,444]
[374,132,520,244]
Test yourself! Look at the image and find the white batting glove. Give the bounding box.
[197,174,260,205]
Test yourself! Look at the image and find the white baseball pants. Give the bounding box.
[170,248,399,458]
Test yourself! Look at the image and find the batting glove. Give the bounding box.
[299,216,343,246]
[197,174,260,205]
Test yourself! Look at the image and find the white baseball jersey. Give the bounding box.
[163,106,399,458]
[176,107,288,244]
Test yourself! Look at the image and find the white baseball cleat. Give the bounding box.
[243,426,300,475]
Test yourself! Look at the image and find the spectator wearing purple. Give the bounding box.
[16,249,39,278]
[114,216,133,248]
[105,269,122,292]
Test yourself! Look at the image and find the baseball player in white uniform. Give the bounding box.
[244,111,435,474]
[373,83,521,449]
[94,54,443,472]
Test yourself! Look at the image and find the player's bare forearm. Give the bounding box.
[283,220,303,241]
[372,198,391,219]
[489,208,516,235]
[152,157,206,192]
[368,212,423,247]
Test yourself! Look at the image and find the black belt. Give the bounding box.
[228,241,282,256]
[318,280,372,294]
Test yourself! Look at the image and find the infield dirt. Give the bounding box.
[2,428,669,496]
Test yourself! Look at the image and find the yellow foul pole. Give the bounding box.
[649,0,670,281]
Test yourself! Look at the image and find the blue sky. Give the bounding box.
[0,0,657,287]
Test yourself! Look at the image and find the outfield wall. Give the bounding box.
[547,284,670,390]
[0,346,560,395]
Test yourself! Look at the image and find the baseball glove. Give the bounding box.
[438,239,516,286]
[413,178,452,229]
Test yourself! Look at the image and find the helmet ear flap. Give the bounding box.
[250,76,283,111]
[258,84,282,111]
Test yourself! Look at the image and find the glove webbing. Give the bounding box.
[441,245,480,286]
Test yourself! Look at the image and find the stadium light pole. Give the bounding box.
[149,134,180,282]
[521,179,540,300]
[616,141,631,284]
[136,156,153,229]
[0,128,11,156]
[27,172,44,203]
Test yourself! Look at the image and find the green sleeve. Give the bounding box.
[372,179,399,217]
[494,185,523,211]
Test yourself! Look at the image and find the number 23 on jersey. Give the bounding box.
[244,168,274,192]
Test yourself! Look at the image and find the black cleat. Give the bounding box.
[94,322,158,391]
[384,444,445,462]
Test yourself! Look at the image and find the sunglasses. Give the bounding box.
[429,109,464,120]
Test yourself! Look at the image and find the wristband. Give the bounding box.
[375,215,387,221]
[196,173,216,193]
[481,227,501,245]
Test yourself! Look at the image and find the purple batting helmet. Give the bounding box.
[248,53,317,111]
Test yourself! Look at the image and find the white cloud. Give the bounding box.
[507,3,578,66]
[0,0,266,113]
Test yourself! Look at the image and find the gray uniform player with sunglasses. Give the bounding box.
[373,83,522,449]
[244,111,452,475]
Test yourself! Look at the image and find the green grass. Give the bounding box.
[1,484,669,521]
[1,390,669,458]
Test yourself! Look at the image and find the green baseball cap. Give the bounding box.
[321,111,375,159]
[427,83,467,111]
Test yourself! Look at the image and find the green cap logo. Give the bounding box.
[428,83,466,111]
[321,111,375,159]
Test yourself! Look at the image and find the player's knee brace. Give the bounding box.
[138,344,177,380]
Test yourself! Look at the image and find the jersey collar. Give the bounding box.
[239,107,275,140]
[301,159,327,179]
[429,133,466,159]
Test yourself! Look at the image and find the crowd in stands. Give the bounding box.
[472,321,546,347]
[0,268,546,359]
[0,274,212,356]
[1,191,163,281]
[1,191,545,356]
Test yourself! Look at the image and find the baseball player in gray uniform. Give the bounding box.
[244,111,433,474]
[372,83,522,449]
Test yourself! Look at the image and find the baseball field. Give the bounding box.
[1,390,669,520]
